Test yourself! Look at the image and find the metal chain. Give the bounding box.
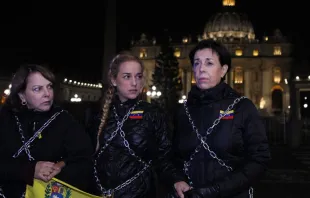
[94,102,139,196]
[183,96,246,182]
[0,110,64,198]
[13,115,35,161]
[0,188,6,198]
[93,101,151,197]
[183,96,253,197]
[113,106,151,167]
[13,110,64,159]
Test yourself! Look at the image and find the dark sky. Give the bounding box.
[0,0,307,82]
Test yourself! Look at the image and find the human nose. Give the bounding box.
[199,63,206,73]
[131,77,137,86]
[43,88,51,97]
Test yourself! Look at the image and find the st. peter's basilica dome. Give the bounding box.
[203,0,255,42]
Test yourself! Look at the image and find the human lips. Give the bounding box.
[42,101,52,105]
[198,77,209,82]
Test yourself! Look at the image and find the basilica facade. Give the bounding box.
[130,0,292,115]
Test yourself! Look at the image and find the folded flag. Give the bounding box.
[25,177,105,198]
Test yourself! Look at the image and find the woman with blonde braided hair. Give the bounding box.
[87,51,190,198]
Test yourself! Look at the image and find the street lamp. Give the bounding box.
[70,94,82,102]
[1,84,11,105]
[146,86,161,98]
[3,84,11,96]
[178,95,187,103]
[4,89,10,96]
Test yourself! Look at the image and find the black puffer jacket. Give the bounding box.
[89,96,185,198]
[173,82,271,198]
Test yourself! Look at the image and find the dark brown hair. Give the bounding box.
[6,64,55,111]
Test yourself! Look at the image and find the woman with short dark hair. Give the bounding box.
[173,39,271,198]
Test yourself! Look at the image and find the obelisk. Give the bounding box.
[102,0,116,92]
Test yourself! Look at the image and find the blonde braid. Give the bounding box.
[96,85,115,151]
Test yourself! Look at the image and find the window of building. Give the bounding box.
[253,49,259,56]
[139,48,147,58]
[235,49,243,56]
[234,66,243,84]
[273,46,282,56]
[273,67,281,84]
[174,48,181,57]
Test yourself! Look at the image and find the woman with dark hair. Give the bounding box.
[88,51,190,198]
[173,39,271,198]
[0,64,94,198]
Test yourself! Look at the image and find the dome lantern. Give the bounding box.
[222,0,235,6]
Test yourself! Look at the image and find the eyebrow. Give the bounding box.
[122,73,142,75]
[194,58,213,61]
[31,83,53,87]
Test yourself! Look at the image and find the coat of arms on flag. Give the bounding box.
[129,110,143,119]
[220,110,234,120]
[25,178,105,198]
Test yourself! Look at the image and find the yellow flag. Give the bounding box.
[25,177,107,198]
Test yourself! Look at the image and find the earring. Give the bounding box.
[21,101,27,105]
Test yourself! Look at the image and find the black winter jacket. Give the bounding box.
[0,104,94,198]
[89,96,186,198]
[173,82,271,198]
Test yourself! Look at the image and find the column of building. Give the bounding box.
[261,64,273,114]
[244,69,251,98]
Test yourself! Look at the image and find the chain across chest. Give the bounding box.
[93,101,152,197]
[182,96,253,198]
[0,110,64,198]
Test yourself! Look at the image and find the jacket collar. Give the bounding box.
[187,82,240,105]
[112,95,139,117]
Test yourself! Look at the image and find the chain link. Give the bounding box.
[94,101,152,197]
[113,106,151,167]
[14,114,35,161]
[0,111,63,198]
[13,110,64,159]
[0,188,6,198]
[183,96,253,197]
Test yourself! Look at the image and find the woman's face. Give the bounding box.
[111,60,144,102]
[193,48,228,90]
[18,72,54,112]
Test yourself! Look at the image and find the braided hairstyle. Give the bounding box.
[96,51,144,151]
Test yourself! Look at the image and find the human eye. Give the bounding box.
[193,61,200,67]
[136,74,143,79]
[47,84,53,90]
[123,74,130,79]
[32,86,41,92]
[206,61,214,66]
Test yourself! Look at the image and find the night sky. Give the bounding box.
[0,0,307,82]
